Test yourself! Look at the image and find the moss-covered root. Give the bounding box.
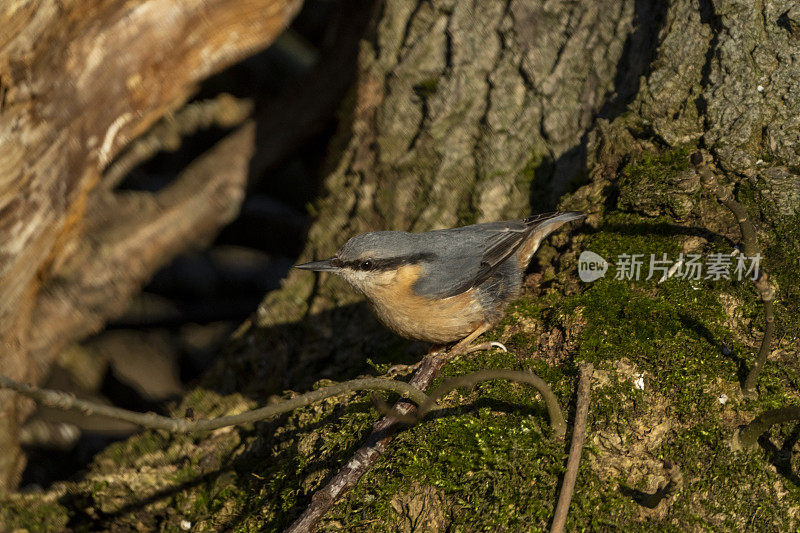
[692,151,777,396]
[420,370,566,440]
[734,405,800,450]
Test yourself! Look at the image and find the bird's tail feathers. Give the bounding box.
[518,211,586,267]
[529,211,586,235]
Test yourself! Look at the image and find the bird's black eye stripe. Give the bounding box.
[338,252,435,271]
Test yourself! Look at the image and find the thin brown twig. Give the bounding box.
[692,152,776,396]
[373,369,566,440]
[550,362,593,533]
[0,375,428,433]
[285,349,449,533]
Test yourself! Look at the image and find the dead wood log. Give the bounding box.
[0,0,302,492]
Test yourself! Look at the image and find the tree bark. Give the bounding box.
[227,0,800,393]
[0,0,302,492]
[220,0,659,394]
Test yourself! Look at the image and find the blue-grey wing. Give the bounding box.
[414,212,584,298]
[414,215,552,298]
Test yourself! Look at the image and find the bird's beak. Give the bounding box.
[294,258,339,272]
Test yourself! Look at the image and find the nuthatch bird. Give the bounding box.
[295,212,585,353]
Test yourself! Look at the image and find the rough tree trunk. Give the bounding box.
[0,0,302,492]
[222,0,798,394]
[219,0,800,525]
[218,0,660,394]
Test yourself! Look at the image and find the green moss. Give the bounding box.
[520,151,545,187]
[659,424,800,530]
[505,295,546,321]
[627,144,692,176]
[0,498,70,531]
[99,431,169,468]
[329,413,571,531]
[617,145,700,218]
[456,194,480,226]
[522,151,557,212]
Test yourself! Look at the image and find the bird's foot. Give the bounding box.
[443,340,507,362]
[386,345,446,377]
[462,341,508,355]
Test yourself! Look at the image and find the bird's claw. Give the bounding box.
[463,341,508,355]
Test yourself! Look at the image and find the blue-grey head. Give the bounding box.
[294,231,433,295]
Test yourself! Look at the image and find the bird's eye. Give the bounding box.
[360,260,372,270]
